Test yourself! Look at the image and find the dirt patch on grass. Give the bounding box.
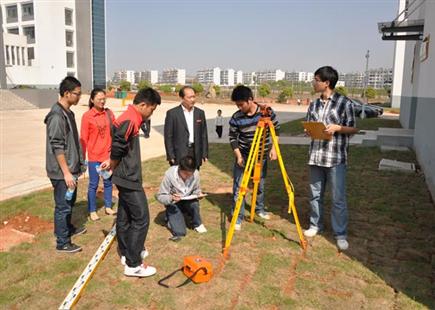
[0,213,52,251]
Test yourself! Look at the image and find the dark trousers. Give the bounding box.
[166,200,202,237]
[116,186,150,268]
[216,126,223,138]
[50,179,76,248]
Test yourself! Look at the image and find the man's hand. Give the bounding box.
[324,124,341,135]
[169,159,176,165]
[269,147,277,161]
[236,154,244,167]
[100,159,111,170]
[304,129,312,137]
[172,194,181,202]
[202,157,208,163]
[64,172,76,189]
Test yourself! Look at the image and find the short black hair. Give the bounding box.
[231,85,253,102]
[59,76,81,97]
[133,87,161,105]
[179,156,196,172]
[314,66,339,89]
[179,86,195,98]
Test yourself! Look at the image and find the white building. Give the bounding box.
[367,68,393,89]
[1,0,106,90]
[235,70,243,85]
[256,69,285,83]
[343,72,365,88]
[285,71,314,83]
[196,67,220,85]
[161,68,185,85]
[141,70,158,84]
[243,72,256,85]
[220,68,234,86]
[379,0,435,197]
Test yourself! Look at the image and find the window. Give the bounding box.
[23,26,35,44]
[67,72,75,77]
[27,47,34,64]
[5,45,10,65]
[66,52,74,68]
[65,8,73,26]
[11,46,15,65]
[65,31,73,47]
[22,47,26,65]
[22,3,34,21]
[8,28,19,35]
[6,5,18,23]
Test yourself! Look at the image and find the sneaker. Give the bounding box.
[121,249,149,266]
[169,235,182,242]
[194,224,207,233]
[235,223,242,231]
[304,227,319,237]
[337,239,349,251]
[71,226,87,237]
[56,243,82,253]
[124,264,156,277]
[105,208,116,215]
[89,212,100,221]
[257,212,271,220]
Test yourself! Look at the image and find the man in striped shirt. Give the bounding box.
[229,85,280,231]
[304,66,358,251]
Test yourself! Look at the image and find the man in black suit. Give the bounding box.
[164,86,208,169]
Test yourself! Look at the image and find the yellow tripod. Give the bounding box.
[223,108,307,257]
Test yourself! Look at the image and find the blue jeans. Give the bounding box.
[232,160,267,223]
[50,179,77,248]
[165,200,202,237]
[87,161,113,212]
[308,163,348,239]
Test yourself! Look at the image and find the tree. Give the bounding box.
[192,83,204,94]
[159,84,173,93]
[175,84,183,94]
[213,85,221,96]
[363,87,376,99]
[137,80,152,91]
[119,80,131,91]
[277,86,293,103]
[335,86,348,97]
[258,83,271,98]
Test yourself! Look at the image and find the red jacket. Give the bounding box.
[80,108,115,162]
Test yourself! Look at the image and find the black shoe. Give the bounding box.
[168,236,182,242]
[71,226,87,237]
[56,243,82,253]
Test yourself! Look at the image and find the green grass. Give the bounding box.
[280,117,402,136]
[0,144,433,309]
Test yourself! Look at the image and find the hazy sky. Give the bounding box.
[106,0,398,76]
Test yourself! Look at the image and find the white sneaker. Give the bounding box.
[337,239,349,251]
[235,223,242,231]
[257,212,270,220]
[194,224,207,233]
[121,249,149,266]
[304,227,319,237]
[124,264,156,277]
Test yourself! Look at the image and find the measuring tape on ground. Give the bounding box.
[59,225,116,309]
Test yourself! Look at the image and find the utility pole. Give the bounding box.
[361,50,370,119]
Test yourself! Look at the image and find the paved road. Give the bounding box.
[0,97,306,201]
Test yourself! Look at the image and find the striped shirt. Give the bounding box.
[306,92,356,167]
[229,105,280,158]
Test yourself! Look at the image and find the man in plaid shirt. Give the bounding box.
[304,66,358,251]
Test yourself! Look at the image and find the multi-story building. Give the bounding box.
[367,68,393,89]
[285,71,314,83]
[243,72,256,85]
[343,72,365,89]
[161,68,185,84]
[1,0,106,90]
[196,67,220,85]
[220,68,234,86]
[235,70,243,85]
[139,70,158,84]
[111,70,134,84]
[256,69,285,83]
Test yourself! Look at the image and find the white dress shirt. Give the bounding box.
[182,104,194,144]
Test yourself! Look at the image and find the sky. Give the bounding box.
[106,0,399,77]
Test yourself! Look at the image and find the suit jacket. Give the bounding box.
[164,105,208,168]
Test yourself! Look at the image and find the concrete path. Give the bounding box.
[0,97,307,201]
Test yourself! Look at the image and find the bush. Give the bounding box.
[335,86,348,97]
[137,80,152,91]
[192,83,204,94]
[119,80,131,91]
[159,84,173,93]
[258,84,271,97]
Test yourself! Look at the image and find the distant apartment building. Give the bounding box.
[343,72,365,88]
[367,68,393,89]
[235,70,243,85]
[134,70,158,84]
[256,69,285,83]
[112,70,134,84]
[161,68,185,84]
[243,72,256,85]
[196,67,220,85]
[1,0,107,90]
[220,68,234,86]
[285,71,314,83]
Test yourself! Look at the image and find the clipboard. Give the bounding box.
[301,121,332,140]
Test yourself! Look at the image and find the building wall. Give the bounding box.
[76,0,92,92]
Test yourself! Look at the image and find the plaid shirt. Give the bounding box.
[306,93,356,167]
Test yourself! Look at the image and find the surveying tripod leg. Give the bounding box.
[250,129,267,222]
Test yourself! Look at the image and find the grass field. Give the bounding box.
[0,143,433,309]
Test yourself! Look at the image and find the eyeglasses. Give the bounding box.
[70,91,82,96]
